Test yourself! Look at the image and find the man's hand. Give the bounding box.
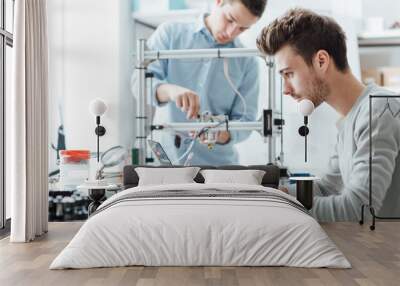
[195,130,231,145]
[215,131,230,144]
[189,130,230,145]
[278,186,289,194]
[156,84,200,119]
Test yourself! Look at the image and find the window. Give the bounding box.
[0,0,14,233]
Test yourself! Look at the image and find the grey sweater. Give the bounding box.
[311,84,400,222]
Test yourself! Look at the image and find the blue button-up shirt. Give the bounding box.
[146,14,260,165]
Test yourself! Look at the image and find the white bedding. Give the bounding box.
[50,183,351,269]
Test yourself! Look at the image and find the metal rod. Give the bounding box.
[149,75,154,160]
[135,39,147,164]
[369,95,372,206]
[267,57,276,163]
[144,48,264,61]
[279,76,284,164]
[370,95,400,98]
[155,121,264,132]
[97,125,100,163]
[305,133,307,162]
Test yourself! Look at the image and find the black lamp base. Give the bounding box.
[95,125,106,136]
[296,180,313,210]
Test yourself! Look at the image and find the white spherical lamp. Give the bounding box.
[298,99,315,116]
[89,98,107,117]
[89,98,107,163]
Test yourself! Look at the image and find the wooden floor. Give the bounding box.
[1,222,399,286]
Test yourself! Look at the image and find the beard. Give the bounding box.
[307,76,330,108]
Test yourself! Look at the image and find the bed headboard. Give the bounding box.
[123,164,281,189]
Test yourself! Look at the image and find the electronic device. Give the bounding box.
[147,139,173,166]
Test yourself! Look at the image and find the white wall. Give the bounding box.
[362,0,400,29]
[48,0,134,172]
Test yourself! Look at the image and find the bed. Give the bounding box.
[50,165,350,269]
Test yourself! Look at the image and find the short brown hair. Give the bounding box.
[226,0,267,18]
[256,8,349,72]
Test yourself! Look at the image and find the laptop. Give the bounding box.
[147,139,173,166]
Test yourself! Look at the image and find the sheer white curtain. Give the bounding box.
[10,0,49,242]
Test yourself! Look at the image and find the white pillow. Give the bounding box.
[135,167,200,186]
[200,169,266,185]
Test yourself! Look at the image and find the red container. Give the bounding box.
[59,150,90,163]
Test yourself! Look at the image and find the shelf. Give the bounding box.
[358,30,400,47]
[358,37,400,47]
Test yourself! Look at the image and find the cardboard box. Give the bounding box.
[361,68,381,85]
[361,67,400,89]
[381,67,400,87]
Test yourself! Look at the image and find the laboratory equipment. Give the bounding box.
[96,145,128,180]
[135,40,280,165]
[59,150,90,189]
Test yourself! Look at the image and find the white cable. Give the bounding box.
[183,152,194,166]
[176,132,197,162]
[223,58,247,120]
[175,119,221,164]
[175,112,227,164]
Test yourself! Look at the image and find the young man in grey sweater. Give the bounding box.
[257,8,400,222]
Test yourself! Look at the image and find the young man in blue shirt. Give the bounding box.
[257,8,400,221]
[146,0,267,165]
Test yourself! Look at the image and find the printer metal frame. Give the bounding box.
[134,39,283,165]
